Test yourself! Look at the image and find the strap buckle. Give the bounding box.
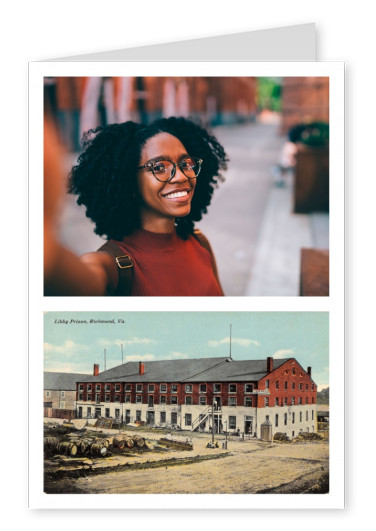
[115,255,133,269]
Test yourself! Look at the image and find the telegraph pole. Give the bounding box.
[212,398,215,445]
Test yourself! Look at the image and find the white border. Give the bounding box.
[29,61,344,509]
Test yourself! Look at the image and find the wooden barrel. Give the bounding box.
[124,437,135,448]
[132,436,145,448]
[90,443,107,457]
[58,441,78,456]
[113,437,125,449]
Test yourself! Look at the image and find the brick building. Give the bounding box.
[75,356,317,438]
[44,371,88,420]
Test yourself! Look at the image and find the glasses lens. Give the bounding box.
[152,160,174,181]
[180,157,202,178]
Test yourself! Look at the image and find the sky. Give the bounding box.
[44,311,329,389]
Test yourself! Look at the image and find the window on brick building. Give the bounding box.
[115,384,121,392]
[312,410,314,420]
[284,413,287,425]
[245,396,253,407]
[275,397,279,406]
[228,384,237,393]
[136,384,142,393]
[299,397,302,404]
[160,395,167,404]
[299,383,303,390]
[292,367,296,375]
[171,412,177,424]
[306,411,308,421]
[105,384,110,392]
[275,380,279,390]
[185,384,193,393]
[245,384,253,393]
[115,409,120,419]
[265,397,269,406]
[105,408,110,417]
[160,384,167,393]
[228,396,237,407]
[125,395,131,403]
[185,396,192,405]
[125,384,131,392]
[115,394,120,402]
[160,411,166,424]
[305,397,308,404]
[185,414,192,426]
[148,395,154,407]
[199,396,206,405]
[229,416,236,430]
[95,394,100,402]
[214,384,221,393]
[292,412,295,423]
[171,395,178,405]
[265,379,269,389]
[275,414,279,427]
[136,410,141,421]
[284,397,288,405]
[136,395,142,403]
[171,384,178,393]
[87,385,92,391]
[105,395,110,402]
[291,397,295,405]
[79,384,84,391]
[199,384,207,393]
[300,412,302,422]
[148,384,154,393]
[87,394,92,401]
[284,381,288,390]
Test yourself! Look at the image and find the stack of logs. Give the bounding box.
[44,433,152,459]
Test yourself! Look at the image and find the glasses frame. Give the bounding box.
[138,156,203,182]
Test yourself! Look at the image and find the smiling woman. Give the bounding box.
[44,117,228,296]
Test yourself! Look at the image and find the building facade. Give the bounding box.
[44,372,88,420]
[75,357,317,438]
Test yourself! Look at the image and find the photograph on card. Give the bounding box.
[43,311,329,494]
[44,76,329,297]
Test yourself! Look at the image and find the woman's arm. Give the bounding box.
[44,118,118,296]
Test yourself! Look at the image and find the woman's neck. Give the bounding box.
[140,215,175,234]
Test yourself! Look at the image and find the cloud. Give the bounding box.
[273,349,294,359]
[98,337,157,348]
[166,352,190,359]
[44,340,89,359]
[208,337,260,348]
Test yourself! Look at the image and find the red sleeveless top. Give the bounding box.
[114,229,223,296]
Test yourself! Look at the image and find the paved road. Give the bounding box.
[198,121,285,295]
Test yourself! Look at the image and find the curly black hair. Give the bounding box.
[68,117,228,240]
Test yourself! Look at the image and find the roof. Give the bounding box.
[44,372,89,391]
[77,357,289,384]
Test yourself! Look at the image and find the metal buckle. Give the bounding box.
[115,255,133,269]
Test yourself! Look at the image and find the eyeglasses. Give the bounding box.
[138,156,203,182]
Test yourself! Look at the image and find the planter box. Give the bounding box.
[294,143,329,213]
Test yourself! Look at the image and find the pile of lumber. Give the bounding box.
[292,432,323,442]
[158,438,193,451]
[44,431,154,459]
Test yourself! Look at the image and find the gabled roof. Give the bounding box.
[77,357,289,383]
[44,372,89,391]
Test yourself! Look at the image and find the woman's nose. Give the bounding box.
[169,165,188,183]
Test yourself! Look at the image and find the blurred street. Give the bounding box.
[58,121,328,296]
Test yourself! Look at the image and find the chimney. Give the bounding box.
[267,357,273,373]
[93,364,99,376]
[139,361,145,375]
[307,366,312,377]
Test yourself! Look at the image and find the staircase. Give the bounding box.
[191,406,212,432]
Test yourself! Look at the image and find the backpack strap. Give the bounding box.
[193,229,223,295]
[97,241,134,296]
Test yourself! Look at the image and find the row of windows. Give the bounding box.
[77,394,256,407]
[78,383,255,394]
[45,390,65,398]
[273,380,314,391]
[272,396,315,406]
[274,409,315,427]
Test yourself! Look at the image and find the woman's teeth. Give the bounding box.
[164,191,188,199]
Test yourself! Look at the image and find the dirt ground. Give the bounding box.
[44,425,329,494]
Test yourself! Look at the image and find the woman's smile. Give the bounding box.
[137,132,196,231]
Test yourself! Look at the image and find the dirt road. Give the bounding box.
[45,427,329,494]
